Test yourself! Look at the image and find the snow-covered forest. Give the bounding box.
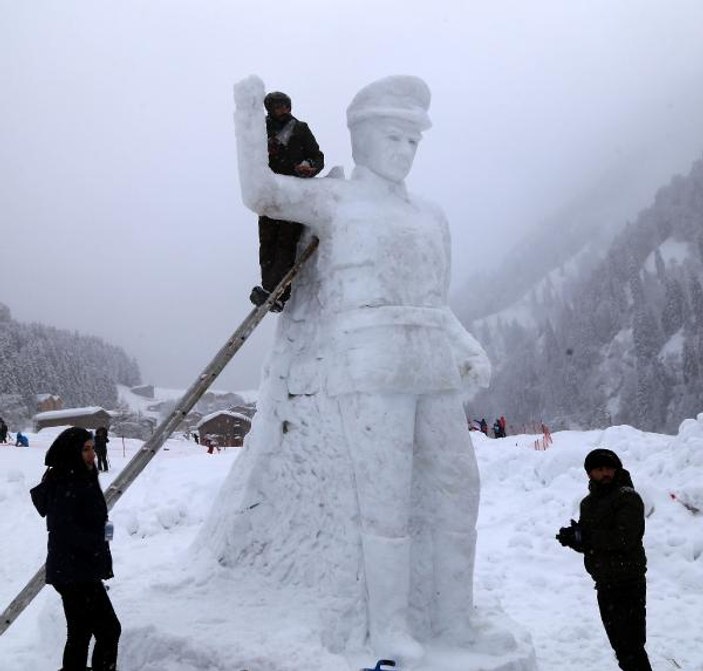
[0,303,141,426]
[467,156,703,434]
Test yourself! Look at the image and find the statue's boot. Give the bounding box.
[432,529,477,646]
[362,533,424,661]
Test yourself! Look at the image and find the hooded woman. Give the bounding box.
[31,426,121,671]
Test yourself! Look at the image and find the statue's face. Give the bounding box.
[352,118,422,183]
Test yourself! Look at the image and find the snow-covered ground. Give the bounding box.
[1,417,702,670]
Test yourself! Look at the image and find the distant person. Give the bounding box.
[30,427,121,671]
[556,449,652,671]
[499,415,507,437]
[204,434,220,455]
[249,90,324,313]
[492,419,501,438]
[94,426,110,472]
[479,418,488,436]
[541,422,552,446]
[0,418,8,444]
[192,432,200,445]
[15,431,29,447]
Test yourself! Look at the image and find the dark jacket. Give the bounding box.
[578,469,647,587]
[31,466,113,585]
[266,114,324,177]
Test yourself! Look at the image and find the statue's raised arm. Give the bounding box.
[233,75,334,231]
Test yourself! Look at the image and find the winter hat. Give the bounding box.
[584,448,622,474]
[264,91,292,113]
[45,426,93,469]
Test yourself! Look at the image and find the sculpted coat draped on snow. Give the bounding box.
[201,74,490,659]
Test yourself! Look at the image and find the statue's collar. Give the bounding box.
[351,166,408,200]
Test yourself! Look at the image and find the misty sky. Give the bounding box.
[2,1,703,391]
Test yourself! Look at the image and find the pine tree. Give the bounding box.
[633,305,662,361]
[661,277,686,336]
[689,274,703,330]
[654,248,666,281]
[682,336,699,384]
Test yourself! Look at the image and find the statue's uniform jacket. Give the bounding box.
[281,167,480,397]
[234,89,488,399]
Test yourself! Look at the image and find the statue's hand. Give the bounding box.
[456,349,491,390]
[234,75,265,112]
[445,313,491,391]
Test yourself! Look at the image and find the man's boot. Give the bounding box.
[249,285,270,307]
[361,533,424,661]
[249,285,285,312]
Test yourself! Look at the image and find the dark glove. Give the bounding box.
[556,519,583,550]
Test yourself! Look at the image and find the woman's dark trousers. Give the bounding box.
[55,580,121,671]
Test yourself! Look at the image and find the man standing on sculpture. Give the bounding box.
[557,449,652,671]
[249,91,324,312]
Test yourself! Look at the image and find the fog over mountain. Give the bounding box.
[467,154,703,434]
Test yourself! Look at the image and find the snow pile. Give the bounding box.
[1,417,702,669]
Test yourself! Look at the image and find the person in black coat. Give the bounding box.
[249,90,324,312]
[94,426,110,472]
[31,426,121,671]
[556,448,652,671]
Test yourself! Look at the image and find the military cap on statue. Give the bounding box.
[346,75,432,130]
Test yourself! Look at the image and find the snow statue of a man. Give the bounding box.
[202,75,491,663]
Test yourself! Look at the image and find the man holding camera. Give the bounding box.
[557,448,652,671]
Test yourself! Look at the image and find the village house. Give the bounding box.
[33,406,112,432]
[35,393,63,413]
[196,410,252,448]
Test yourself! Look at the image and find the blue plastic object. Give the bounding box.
[361,660,396,671]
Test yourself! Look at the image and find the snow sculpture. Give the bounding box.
[203,75,494,663]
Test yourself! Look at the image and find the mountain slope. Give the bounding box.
[0,304,141,426]
[466,156,703,433]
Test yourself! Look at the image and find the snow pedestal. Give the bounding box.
[113,565,537,671]
[347,611,538,671]
[192,74,538,670]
